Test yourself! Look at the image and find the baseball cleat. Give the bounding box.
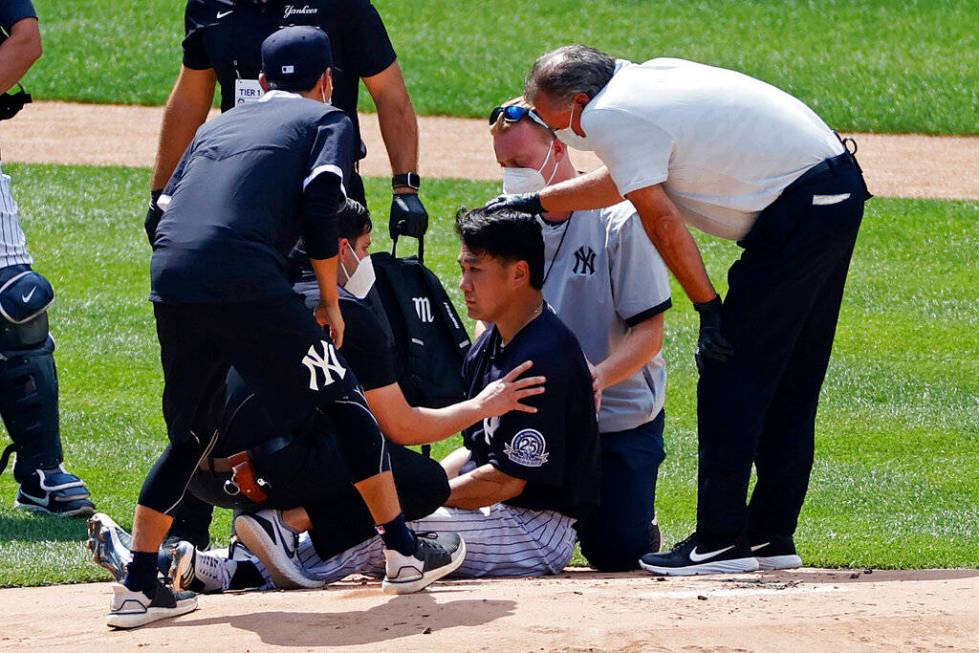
[639,533,759,576]
[751,536,803,570]
[382,531,466,595]
[170,540,232,594]
[233,510,324,590]
[87,513,133,582]
[14,465,95,517]
[105,580,197,629]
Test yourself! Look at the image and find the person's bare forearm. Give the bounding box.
[595,316,664,389]
[385,399,485,445]
[540,166,623,213]
[367,63,419,178]
[0,18,41,95]
[151,68,216,189]
[440,447,472,479]
[310,256,340,306]
[445,464,525,509]
[628,187,717,304]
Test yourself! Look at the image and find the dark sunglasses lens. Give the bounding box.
[488,106,503,124]
[503,106,529,121]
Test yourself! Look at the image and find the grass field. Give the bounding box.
[25,0,979,134]
[0,163,975,587]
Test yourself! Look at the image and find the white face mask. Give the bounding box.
[555,101,591,151]
[501,139,559,195]
[340,245,375,299]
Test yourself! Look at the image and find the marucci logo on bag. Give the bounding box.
[412,297,434,323]
[301,340,347,391]
[284,4,318,19]
[572,246,596,276]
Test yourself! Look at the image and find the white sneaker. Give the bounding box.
[106,581,197,629]
[170,541,233,594]
[382,531,466,595]
[233,510,324,590]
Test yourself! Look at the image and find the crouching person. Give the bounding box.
[207,207,599,584]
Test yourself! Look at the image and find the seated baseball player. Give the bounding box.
[490,98,673,571]
[88,202,547,591]
[162,207,601,590]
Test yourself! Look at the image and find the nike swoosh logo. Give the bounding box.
[274,520,296,559]
[750,542,770,552]
[22,287,36,302]
[217,10,234,19]
[689,544,735,562]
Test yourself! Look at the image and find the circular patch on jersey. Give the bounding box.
[503,429,549,468]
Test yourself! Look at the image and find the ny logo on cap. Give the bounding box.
[282,65,295,74]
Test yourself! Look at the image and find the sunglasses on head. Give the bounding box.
[488,105,552,131]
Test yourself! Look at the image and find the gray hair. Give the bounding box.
[524,45,616,105]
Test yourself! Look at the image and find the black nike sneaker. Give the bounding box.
[382,531,467,594]
[639,532,759,576]
[751,535,803,570]
[233,509,324,589]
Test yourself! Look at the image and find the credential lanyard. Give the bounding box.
[541,212,573,287]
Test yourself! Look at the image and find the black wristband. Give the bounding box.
[693,296,722,313]
[392,172,421,190]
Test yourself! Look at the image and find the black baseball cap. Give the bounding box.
[261,26,333,91]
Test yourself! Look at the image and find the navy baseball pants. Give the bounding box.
[139,294,390,516]
[576,410,665,571]
[170,367,448,558]
[696,152,870,547]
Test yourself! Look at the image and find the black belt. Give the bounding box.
[199,434,295,474]
[784,135,872,199]
[786,152,853,192]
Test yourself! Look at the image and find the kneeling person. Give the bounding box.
[248,207,601,581]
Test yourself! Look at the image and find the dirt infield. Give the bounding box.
[1,102,977,201]
[1,569,977,652]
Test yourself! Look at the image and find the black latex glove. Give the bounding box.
[694,296,734,371]
[145,189,163,246]
[389,192,429,240]
[484,192,544,215]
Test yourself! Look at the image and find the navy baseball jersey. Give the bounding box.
[462,307,601,519]
[0,0,35,38]
[182,0,396,155]
[150,93,355,303]
[294,283,396,392]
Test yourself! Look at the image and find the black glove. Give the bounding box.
[389,192,429,240]
[694,296,734,371]
[484,192,544,215]
[144,189,163,246]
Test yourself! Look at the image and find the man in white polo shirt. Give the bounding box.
[489,100,672,571]
[488,46,870,575]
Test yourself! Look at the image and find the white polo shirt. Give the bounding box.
[575,58,845,241]
[539,201,672,433]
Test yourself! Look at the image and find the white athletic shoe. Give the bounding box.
[170,540,233,594]
[233,510,324,590]
[382,531,466,595]
[106,581,197,629]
